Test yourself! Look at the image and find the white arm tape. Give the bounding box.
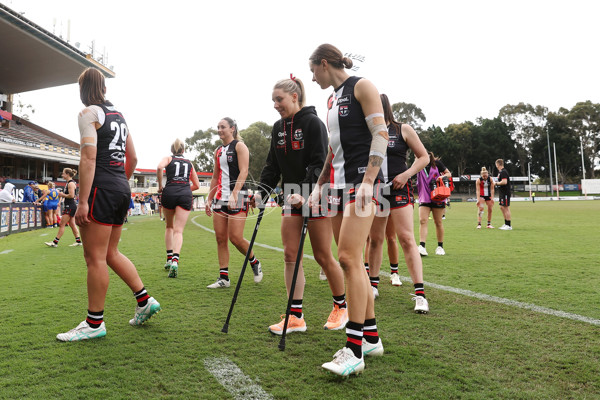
[78,106,102,148]
[366,113,388,159]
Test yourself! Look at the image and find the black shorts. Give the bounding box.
[281,202,327,220]
[419,201,446,209]
[212,198,248,215]
[88,187,130,226]
[327,184,380,215]
[499,193,511,207]
[480,196,492,202]
[63,203,77,217]
[162,186,193,211]
[379,183,414,212]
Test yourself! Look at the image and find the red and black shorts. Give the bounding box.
[161,186,193,211]
[63,203,77,217]
[212,197,248,215]
[327,184,380,215]
[419,201,446,209]
[499,193,511,207]
[379,183,414,214]
[87,187,130,226]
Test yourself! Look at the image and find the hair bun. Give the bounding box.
[342,57,353,69]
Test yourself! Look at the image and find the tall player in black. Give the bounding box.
[57,68,161,342]
[157,139,200,278]
[367,94,429,313]
[308,44,386,376]
[495,158,512,230]
[255,76,347,335]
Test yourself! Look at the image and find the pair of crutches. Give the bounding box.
[221,202,309,352]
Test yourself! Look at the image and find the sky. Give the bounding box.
[5,0,600,170]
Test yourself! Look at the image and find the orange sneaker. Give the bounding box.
[323,305,348,331]
[268,314,307,336]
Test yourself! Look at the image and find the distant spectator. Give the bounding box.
[23,181,37,202]
[0,182,16,203]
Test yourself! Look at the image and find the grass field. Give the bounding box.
[0,201,599,399]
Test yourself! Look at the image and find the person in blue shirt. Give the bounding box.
[23,181,37,202]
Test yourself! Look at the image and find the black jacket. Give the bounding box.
[259,106,327,196]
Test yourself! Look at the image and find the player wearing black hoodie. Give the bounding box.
[256,76,348,335]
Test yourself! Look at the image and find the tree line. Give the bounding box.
[185,101,600,184]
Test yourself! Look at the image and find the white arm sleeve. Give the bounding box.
[365,113,388,159]
[78,105,104,148]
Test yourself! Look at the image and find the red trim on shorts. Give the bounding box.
[88,188,123,227]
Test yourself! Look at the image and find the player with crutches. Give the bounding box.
[254,75,348,336]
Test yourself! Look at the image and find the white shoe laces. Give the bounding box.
[332,348,355,364]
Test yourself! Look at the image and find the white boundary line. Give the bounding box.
[204,357,273,400]
[191,217,600,326]
[0,249,14,254]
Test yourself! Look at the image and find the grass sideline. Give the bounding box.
[0,201,598,399]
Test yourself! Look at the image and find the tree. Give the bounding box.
[566,101,600,178]
[240,121,272,183]
[392,102,426,132]
[472,117,519,176]
[185,128,218,172]
[498,103,548,176]
[443,122,475,176]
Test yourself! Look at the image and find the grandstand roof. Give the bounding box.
[0,3,115,94]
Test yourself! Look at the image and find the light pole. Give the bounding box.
[528,162,532,201]
[580,136,587,198]
[553,142,560,200]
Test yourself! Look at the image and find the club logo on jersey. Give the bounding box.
[337,95,351,106]
[293,129,303,141]
[227,156,233,162]
[292,141,304,150]
[339,105,349,117]
[278,131,285,137]
[396,195,407,202]
[277,139,286,147]
[388,140,395,147]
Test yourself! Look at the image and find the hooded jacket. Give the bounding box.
[0,182,16,203]
[259,106,327,196]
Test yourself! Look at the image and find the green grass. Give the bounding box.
[0,201,599,399]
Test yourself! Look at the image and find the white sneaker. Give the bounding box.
[476,224,481,229]
[322,347,365,376]
[499,224,507,229]
[411,294,429,314]
[499,225,512,230]
[390,273,402,286]
[129,297,161,326]
[319,269,328,281]
[372,286,379,299]
[435,246,445,256]
[418,245,428,256]
[45,241,57,248]
[69,242,83,247]
[487,224,495,229]
[251,261,263,283]
[56,321,106,342]
[207,278,231,289]
[362,338,384,357]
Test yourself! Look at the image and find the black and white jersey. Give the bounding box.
[478,176,492,197]
[92,102,130,193]
[165,155,193,193]
[381,123,408,183]
[216,139,246,200]
[326,76,383,188]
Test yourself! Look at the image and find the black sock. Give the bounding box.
[364,318,379,344]
[220,268,229,281]
[133,287,149,307]
[249,256,259,265]
[369,276,379,289]
[53,237,59,244]
[420,242,425,247]
[333,294,347,309]
[487,221,491,226]
[438,242,443,248]
[75,237,81,243]
[390,263,399,274]
[364,263,369,274]
[172,253,179,264]
[506,220,511,226]
[345,321,364,358]
[86,310,104,329]
[414,283,426,298]
[290,299,303,318]
[166,250,173,263]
